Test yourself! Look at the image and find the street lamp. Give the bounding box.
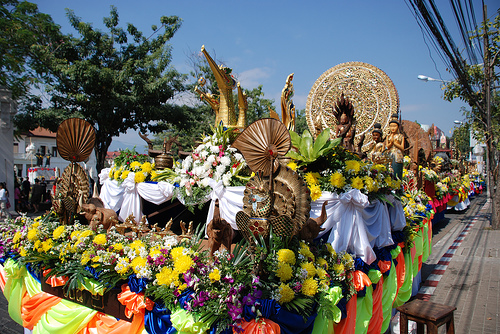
[417,74,451,83]
[454,120,463,125]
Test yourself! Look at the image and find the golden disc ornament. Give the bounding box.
[56,118,96,162]
[306,62,399,149]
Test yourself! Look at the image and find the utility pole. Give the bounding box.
[483,4,498,228]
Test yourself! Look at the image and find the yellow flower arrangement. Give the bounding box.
[93,234,107,245]
[305,172,321,185]
[276,263,293,282]
[277,249,296,265]
[27,228,37,241]
[332,263,345,275]
[141,162,153,173]
[345,160,361,174]
[130,161,141,171]
[287,161,298,171]
[316,257,328,269]
[131,256,148,274]
[209,268,221,283]
[330,172,346,188]
[134,172,146,183]
[309,184,322,201]
[301,277,319,296]
[174,254,194,273]
[156,267,180,286]
[121,170,130,180]
[351,176,364,190]
[41,239,53,252]
[52,226,65,239]
[301,262,316,278]
[170,246,184,260]
[278,283,295,304]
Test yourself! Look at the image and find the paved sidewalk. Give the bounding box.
[419,195,499,334]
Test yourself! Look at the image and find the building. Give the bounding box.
[13,127,98,183]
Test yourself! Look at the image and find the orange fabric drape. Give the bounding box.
[366,275,384,334]
[352,271,372,292]
[77,312,136,334]
[395,248,405,295]
[234,318,281,334]
[21,291,62,330]
[334,295,357,334]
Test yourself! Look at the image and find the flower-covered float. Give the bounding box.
[0,55,440,334]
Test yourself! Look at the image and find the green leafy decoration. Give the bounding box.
[286,129,340,167]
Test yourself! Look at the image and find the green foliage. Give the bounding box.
[0,0,63,99]
[12,5,187,172]
[451,119,471,158]
[286,128,341,167]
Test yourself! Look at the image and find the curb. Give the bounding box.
[415,200,490,301]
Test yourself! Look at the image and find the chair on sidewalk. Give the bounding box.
[396,299,456,334]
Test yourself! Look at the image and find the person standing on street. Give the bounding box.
[0,182,11,219]
[31,179,43,213]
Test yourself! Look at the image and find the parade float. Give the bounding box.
[0,48,477,334]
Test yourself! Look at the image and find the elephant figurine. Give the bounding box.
[80,203,119,232]
[207,200,233,258]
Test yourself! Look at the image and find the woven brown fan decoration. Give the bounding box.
[56,163,90,204]
[56,118,96,162]
[231,118,290,176]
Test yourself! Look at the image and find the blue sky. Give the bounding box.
[32,0,499,152]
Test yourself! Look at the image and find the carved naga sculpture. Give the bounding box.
[195,45,247,129]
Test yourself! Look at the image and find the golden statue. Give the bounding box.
[270,73,296,131]
[194,45,247,129]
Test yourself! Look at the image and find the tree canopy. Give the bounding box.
[13,5,188,172]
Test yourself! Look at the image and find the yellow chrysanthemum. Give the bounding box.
[34,240,41,252]
[287,161,298,171]
[19,247,27,257]
[151,170,158,180]
[149,246,162,258]
[71,230,81,240]
[174,254,194,273]
[93,234,107,245]
[109,168,114,178]
[309,184,322,201]
[27,228,38,241]
[276,263,293,282]
[316,267,327,280]
[13,231,22,243]
[41,239,53,252]
[330,172,346,188]
[326,244,336,256]
[80,230,93,238]
[115,258,130,275]
[81,252,91,265]
[170,247,184,260]
[301,277,319,296]
[141,162,153,173]
[345,160,361,174]
[209,268,221,283]
[364,176,379,193]
[384,176,393,188]
[130,239,145,251]
[305,172,320,185]
[134,172,146,183]
[156,267,179,286]
[52,226,65,239]
[371,164,387,172]
[301,262,316,278]
[112,243,124,252]
[278,283,295,304]
[299,245,315,261]
[131,256,148,274]
[317,257,328,269]
[277,249,296,265]
[351,176,364,190]
[121,170,130,180]
[113,170,121,180]
[129,161,141,170]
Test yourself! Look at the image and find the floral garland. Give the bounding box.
[0,213,359,332]
[108,148,155,184]
[287,144,400,201]
[420,167,439,183]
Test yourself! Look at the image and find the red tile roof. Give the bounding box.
[28,127,57,138]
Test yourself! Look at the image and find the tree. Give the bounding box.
[13,6,188,172]
[442,11,500,228]
[451,118,470,159]
[0,0,62,99]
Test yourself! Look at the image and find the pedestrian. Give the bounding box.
[14,181,22,212]
[0,182,11,219]
[31,178,43,213]
[40,177,47,202]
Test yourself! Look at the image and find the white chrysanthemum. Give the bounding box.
[216,164,226,175]
[162,235,178,250]
[182,156,193,170]
[206,155,216,165]
[196,144,205,152]
[220,156,231,167]
[200,177,211,188]
[222,173,232,186]
[200,150,209,159]
[210,145,220,154]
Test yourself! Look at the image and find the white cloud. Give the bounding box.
[237,67,273,88]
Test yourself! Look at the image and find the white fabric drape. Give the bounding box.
[324,189,376,264]
[205,180,245,229]
[362,199,394,249]
[99,169,174,222]
[385,194,407,231]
